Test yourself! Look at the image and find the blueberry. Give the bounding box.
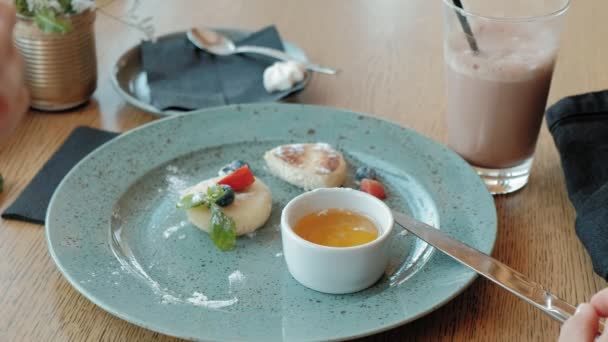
[218,166,233,176]
[215,185,235,207]
[355,166,377,181]
[230,160,249,169]
[218,160,250,176]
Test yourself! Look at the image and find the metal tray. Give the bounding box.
[111,28,311,116]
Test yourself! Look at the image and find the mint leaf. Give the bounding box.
[176,193,208,209]
[206,185,225,203]
[209,205,236,251]
[176,189,236,251]
[34,9,72,34]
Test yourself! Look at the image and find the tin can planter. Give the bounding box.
[13,10,97,111]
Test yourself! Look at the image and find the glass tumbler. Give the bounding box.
[442,0,569,194]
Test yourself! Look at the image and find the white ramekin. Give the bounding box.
[281,188,394,294]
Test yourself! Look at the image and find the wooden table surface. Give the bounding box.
[1,0,607,341]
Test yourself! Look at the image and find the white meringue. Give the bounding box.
[263,61,307,93]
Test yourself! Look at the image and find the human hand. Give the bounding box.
[559,287,608,341]
[0,2,28,141]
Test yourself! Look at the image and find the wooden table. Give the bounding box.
[1,0,606,340]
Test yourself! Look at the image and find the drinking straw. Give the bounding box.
[452,0,479,53]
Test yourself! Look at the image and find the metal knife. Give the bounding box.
[392,210,604,332]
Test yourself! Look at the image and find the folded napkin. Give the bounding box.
[547,90,608,280]
[141,25,305,111]
[2,127,118,224]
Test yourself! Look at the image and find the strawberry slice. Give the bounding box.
[360,178,386,199]
[218,165,255,191]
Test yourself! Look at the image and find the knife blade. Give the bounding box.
[392,210,603,332]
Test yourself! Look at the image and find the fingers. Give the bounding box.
[0,3,30,140]
[0,50,26,105]
[0,41,28,139]
[0,3,16,59]
[591,288,608,317]
[0,3,16,24]
[588,288,608,342]
[0,85,28,141]
[0,2,17,29]
[559,303,599,342]
[592,288,608,342]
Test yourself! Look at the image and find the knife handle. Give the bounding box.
[391,210,605,334]
[543,292,576,323]
[542,293,605,334]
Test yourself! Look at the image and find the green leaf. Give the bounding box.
[58,0,74,13]
[209,205,236,251]
[176,193,208,209]
[206,185,225,204]
[176,188,236,251]
[34,9,72,34]
[15,0,32,16]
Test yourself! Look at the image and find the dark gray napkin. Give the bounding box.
[547,90,608,280]
[141,26,305,111]
[2,127,118,224]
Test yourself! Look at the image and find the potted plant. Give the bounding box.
[13,0,97,111]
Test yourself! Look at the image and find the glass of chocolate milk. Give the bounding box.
[442,0,570,194]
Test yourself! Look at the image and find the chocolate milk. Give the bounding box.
[445,24,559,169]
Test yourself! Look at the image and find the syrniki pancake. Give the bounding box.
[183,176,272,236]
[264,143,347,190]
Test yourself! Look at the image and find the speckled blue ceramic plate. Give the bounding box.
[46,104,496,341]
